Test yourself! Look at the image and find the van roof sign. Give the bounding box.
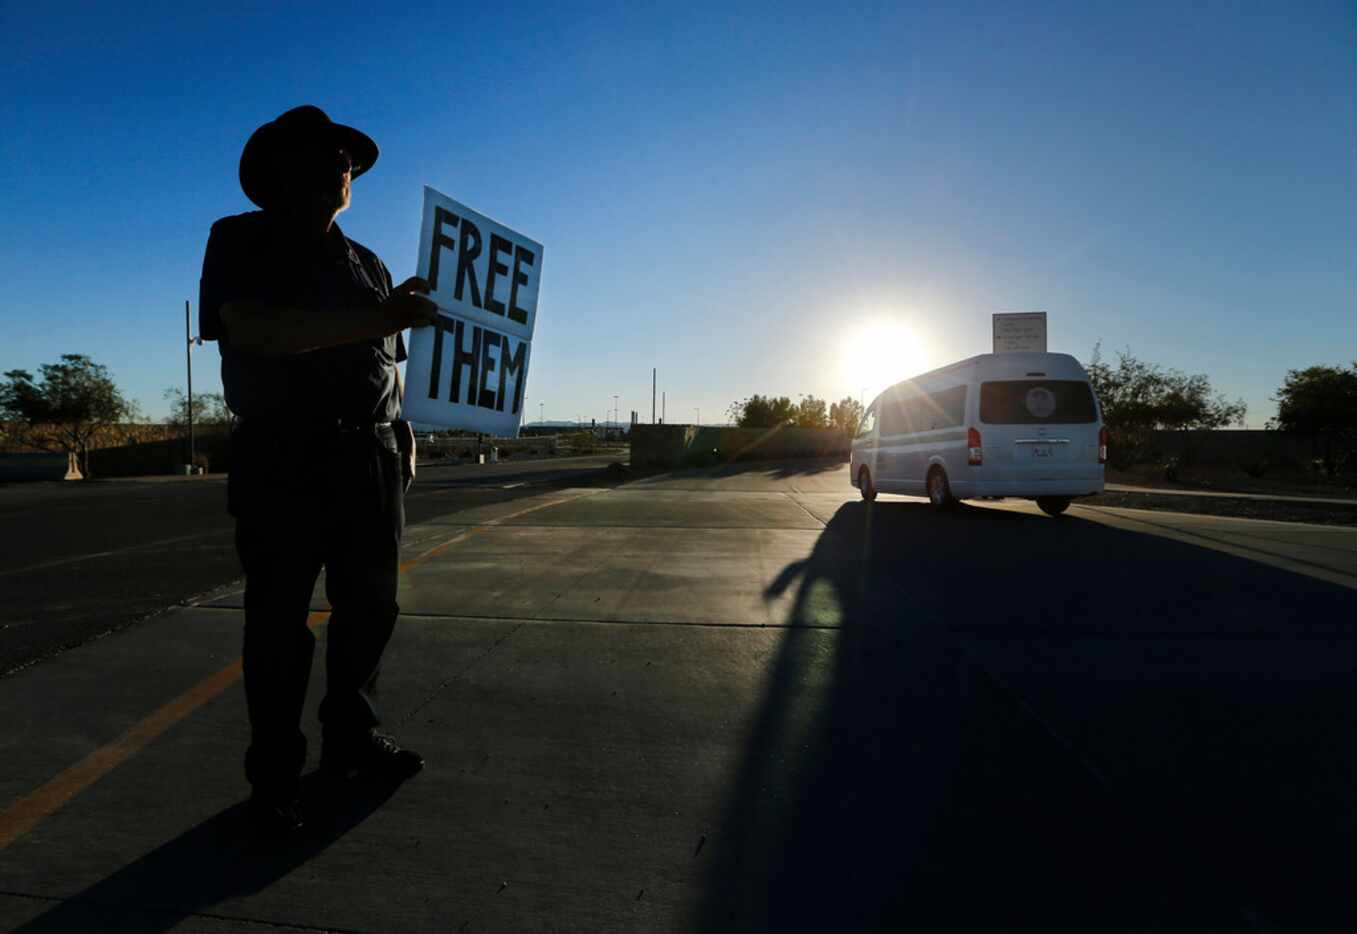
[993,312,1047,353]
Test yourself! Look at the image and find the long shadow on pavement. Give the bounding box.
[707,459,845,483]
[697,499,1357,932]
[643,458,845,488]
[12,772,403,933]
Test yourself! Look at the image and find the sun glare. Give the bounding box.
[837,321,929,403]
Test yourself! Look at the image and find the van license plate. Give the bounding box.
[1030,445,1054,458]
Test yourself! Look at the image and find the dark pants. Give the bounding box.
[229,421,405,798]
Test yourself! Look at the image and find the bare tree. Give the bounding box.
[163,387,233,429]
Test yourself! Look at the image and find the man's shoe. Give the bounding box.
[248,794,303,836]
[321,729,424,780]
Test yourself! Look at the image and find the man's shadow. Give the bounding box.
[14,772,404,933]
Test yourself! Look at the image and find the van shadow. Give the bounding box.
[697,499,1357,931]
[13,772,402,933]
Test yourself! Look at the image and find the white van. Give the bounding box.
[849,352,1106,516]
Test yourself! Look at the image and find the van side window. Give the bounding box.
[857,406,876,437]
[881,391,920,435]
[933,385,966,426]
[925,386,966,429]
[906,395,928,432]
[882,386,965,433]
[878,392,902,435]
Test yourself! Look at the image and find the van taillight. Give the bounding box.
[1098,427,1108,464]
[967,427,983,466]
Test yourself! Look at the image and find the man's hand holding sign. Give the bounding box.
[220,275,438,356]
[387,276,440,330]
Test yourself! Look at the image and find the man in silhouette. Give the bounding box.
[199,106,436,834]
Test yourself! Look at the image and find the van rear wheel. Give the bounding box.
[927,468,956,510]
[1037,496,1071,517]
[859,466,877,502]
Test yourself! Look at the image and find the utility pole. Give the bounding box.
[184,300,196,472]
[662,392,666,424]
[652,368,656,424]
[694,407,700,426]
[539,401,544,426]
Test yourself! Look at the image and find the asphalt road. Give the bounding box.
[0,454,621,674]
[2,460,1355,931]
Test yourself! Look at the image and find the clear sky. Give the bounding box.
[2,1,1353,428]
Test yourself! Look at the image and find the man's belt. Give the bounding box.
[237,416,393,434]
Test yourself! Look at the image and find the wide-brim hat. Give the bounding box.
[238,105,379,209]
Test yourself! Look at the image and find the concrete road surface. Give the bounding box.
[0,455,621,673]
[2,460,1355,932]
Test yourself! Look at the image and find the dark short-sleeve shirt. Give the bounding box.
[198,211,407,422]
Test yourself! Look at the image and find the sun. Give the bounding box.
[837,320,929,403]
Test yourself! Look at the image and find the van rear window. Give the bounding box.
[979,380,1096,424]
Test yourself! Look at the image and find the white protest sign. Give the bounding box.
[992,312,1047,353]
[402,187,544,435]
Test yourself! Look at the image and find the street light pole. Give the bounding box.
[184,299,196,472]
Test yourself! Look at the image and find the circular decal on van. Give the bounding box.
[1025,386,1056,419]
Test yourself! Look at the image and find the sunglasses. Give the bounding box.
[280,142,354,173]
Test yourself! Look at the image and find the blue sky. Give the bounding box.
[2,1,1353,427]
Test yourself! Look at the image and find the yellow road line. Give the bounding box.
[0,489,598,851]
[0,611,324,851]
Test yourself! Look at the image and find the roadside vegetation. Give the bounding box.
[1086,350,1355,521]
[162,387,232,429]
[726,394,865,438]
[1269,362,1357,479]
[1,355,140,478]
[1086,343,1247,469]
[1088,345,1355,493]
